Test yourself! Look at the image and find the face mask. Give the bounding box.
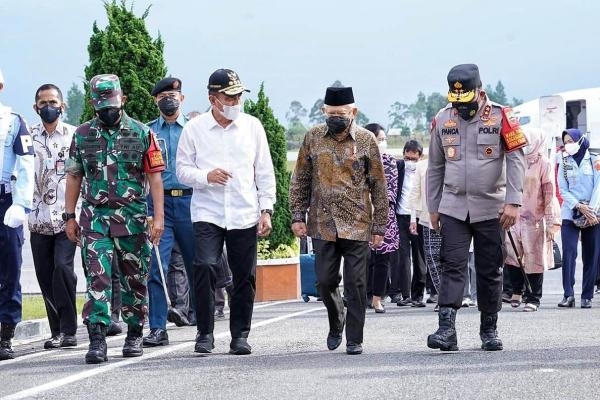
[405,160,417,171]
[564,141,581,156]
[38,105,62,124]
[158,97,180,117]
[378,140,388,153]
[97,107,122,127]
[453,101,479,120]
[326,116,351,135]
[222,104,241,121]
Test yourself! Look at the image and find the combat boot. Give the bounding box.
[123,325,144,357]
[0,323,17,361]
[85,323,108,364]
[480,312,503,351]
[427,307,458,351]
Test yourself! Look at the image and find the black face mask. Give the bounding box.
[97,108,122,127]
[158,97,180,117]
[38,105,62,124]
[326,116,352,135]
[453,101,479,121]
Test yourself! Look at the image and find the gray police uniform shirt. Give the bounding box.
[427,99,525,223]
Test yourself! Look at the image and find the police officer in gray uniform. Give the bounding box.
[426,64,526,352]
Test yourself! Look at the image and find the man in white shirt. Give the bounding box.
[176,69,276,355]
[29,84,79,350]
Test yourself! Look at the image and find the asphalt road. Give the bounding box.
[3,271,600,400]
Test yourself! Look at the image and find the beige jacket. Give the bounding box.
[409,159,430,226]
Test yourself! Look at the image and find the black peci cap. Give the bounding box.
[323,86,355,106]
[151,77,182,96]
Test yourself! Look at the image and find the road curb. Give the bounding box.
[13,318,51,344]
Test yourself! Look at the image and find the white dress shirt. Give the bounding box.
[28,121,76,234]
[176,110,276,229]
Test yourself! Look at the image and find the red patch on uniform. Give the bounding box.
[500,107,527,152]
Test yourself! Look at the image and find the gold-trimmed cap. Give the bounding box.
[447,64,481,103]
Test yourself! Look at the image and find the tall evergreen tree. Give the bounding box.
[244,84,295,252]
[81,0,166,122]
[64,83,85,125]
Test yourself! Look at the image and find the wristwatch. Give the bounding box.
[261,209,273,216]
[62,212,76,222]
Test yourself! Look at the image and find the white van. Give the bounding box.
[512,88,600,152]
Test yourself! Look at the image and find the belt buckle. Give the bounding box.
[171,189,183,197]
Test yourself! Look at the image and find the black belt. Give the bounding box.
[164,189,192,197]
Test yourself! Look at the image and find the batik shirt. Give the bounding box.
[289,123,388,242]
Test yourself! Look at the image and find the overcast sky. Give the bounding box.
[1,0,600,126]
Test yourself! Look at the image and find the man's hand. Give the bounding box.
[149,216,164,245]
[3,204,26,228]
[370,234,384,248]
[291,222,307,237]
[499,204,519,230]
[207,168,233,185]
[65,219,81,246]
[257,213,272,237]
[409,221,418,235]
[429,212,440,233]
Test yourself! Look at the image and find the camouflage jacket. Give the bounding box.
[66,112,165,236]
[289,122,388,242]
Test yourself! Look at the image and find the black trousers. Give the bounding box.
[506,264,543,306]
[30,232,78,336]
[393,214,426,300]
[438,214,505,313]
[193,222,257,338]
[167,241,191,317]
[313,237,369,345]
[367,250,391,297]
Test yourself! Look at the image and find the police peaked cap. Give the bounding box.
[324,87,355,106]
[447,64,482,103]
[151,77,182,96]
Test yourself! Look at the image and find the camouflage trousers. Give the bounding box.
[81,231,151,327]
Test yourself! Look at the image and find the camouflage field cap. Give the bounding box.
[90,74,123,110]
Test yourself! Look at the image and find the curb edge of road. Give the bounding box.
[13,318,51,345]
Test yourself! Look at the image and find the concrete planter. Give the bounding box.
[255,257,300,302]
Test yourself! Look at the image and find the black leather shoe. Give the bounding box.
[60,334,77,348]
[106,320,123,336]
[44,334,63,349]
[327,332,343,350]
[346,342,363,355]
[142,328,169,347]
[558,296,575,308]
[167,308,190,327]
[426,294,438,304]
[215,307,226,320]
[480,312,503,351]
[397,297,412,307]
[581,299,592,308]
[123,325,144,357]
[427,307,458,351]
[411,299,426,308]
[229,338,252,355]
[194,333,215,353]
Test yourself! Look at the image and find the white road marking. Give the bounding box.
[1,305,324,400]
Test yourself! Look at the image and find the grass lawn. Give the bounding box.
[22,294,86,321]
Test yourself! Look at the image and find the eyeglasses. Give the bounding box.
[323,108,353,118]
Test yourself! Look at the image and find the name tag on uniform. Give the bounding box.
[56,159,65,175]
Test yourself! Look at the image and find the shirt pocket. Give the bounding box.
[477,134,500,160]
[115,137,144,181]
[80,140,104,180]
[441,135,461,161]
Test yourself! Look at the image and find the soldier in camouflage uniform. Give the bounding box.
[64,74,165,364]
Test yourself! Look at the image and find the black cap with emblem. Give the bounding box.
[447,64,482,103]
[151,77,182,96]
[207,69,250,96]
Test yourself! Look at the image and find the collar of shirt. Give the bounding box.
[158,113,186,129]
[206,108,241,131]
[39,120,69,136]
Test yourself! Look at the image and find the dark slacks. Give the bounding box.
[412,222,427,299]
[506,264,543,306]
[313,237,369,345]
[30,232,78,336]
[561,220,600,300]
[368,251,391,297]
[394,214,426,300]
[167,242,191,317]
[0,193,23,324]
[438,214,505,313]
[193,222,257,338]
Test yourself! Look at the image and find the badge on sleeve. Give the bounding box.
[500,107,527,152]
[143,132,166,173]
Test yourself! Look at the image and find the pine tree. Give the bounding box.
[64,83,84,125]
[244,84,295,253]
[81,0,166,122]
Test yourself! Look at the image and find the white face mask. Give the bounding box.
[405,160,417,172]
[221,104,241,121]
[564,141,581,156]
[378,140,388,153]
